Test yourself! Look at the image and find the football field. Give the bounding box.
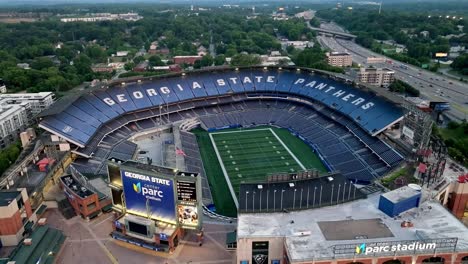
[193,126,327,216]
[209,128,306,206]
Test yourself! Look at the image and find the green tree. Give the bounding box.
[230,54,261,67]
[148,55,164,67]
[200,55,214,67]
[214,55,226,66]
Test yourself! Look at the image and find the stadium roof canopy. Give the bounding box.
[238,172,366,213]
[38,66,404,148]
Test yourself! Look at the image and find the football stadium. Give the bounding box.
[36,66,468,262]
[38,66,405,215]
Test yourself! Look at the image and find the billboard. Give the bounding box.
[435,53,448,58]
[121,169,176,222]
[177,204,199,227]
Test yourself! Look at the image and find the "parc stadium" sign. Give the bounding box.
[333,238,458,258]
[355,241,436,255]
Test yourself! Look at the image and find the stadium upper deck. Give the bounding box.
[38,67,404,149]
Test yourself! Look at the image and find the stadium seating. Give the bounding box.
[40,68,404,147]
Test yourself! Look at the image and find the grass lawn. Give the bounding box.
[192,126,327,217]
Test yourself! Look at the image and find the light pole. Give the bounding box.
[300,188,303,209]
[293,189,297,210]
[252,191,255,212]
[245,191,249,212]
[273,190,277,211]
[259,189,262,211]
[280,189,285,209]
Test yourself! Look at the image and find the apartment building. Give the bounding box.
[326,52,353,67]
[358,67,395,86]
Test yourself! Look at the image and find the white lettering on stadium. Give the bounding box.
[123,171,171,186]
[101,76,376,111]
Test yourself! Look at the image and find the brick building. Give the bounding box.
[0,188,35,246]
[60,174,112,220]
[173,56,202,65]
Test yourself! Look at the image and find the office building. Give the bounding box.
[326,52,353,67]
[358,67,395,86]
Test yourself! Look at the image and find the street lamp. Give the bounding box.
[245,191,249,212]
[252,191,256,212]
[293,189,297,209]
[273,190,277,211]
[280,189,285,209]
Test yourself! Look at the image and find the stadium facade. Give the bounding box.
[236,184,468,264]
[37,66,425,255]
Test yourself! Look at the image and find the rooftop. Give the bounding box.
[329,52,351,56]
[382,185,421,203]
[0,190,21,206]
[60,175,94,198]
[237,193,468,262]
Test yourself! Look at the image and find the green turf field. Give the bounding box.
[192,126,327,217]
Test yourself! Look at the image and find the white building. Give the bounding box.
[0,101,29,149]
[60,13,142,23]
[283,41,313,50]
[0,92,55,115]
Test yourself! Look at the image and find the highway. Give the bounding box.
[314,22,468,121]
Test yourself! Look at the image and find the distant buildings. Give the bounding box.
[358,67,395,87]
[133,61,149,72]
[59,13,142,23]
[260,55,294,66]
[420,30,430,38]
[0,92,55,149]
[282,40,313,50]
[91,63,114,73]
[294,10,315,20]
[326,51,352,67]
[173,56,202,65]
[197,46,208,57]
[1,92,55,115]
[116,51,129,57]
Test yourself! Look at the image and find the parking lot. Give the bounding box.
[44,209,236,264]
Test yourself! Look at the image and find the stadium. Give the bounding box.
[36,66,468,262]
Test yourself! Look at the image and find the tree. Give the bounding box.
[133,56,145,65]
[85,45,107,63]
[124,62,135,71]
[230,54,261,67]
[214,55,226,66]
[73,55,93,76]
[200,55,214,67]
[451,54,468,75]
[148,55,164,67]
[31,57,54,70]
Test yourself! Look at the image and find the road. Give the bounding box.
[314,23,468,121]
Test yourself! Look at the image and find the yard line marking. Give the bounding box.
[269,128,306,170]
[209,133,239,208]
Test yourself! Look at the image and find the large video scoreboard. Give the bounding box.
[107,161,202,230]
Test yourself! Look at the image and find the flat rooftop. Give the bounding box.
[317,218,394,240]
[382,185,420,203]
[0,190,21,206]
[60,175,94,198]
[329,52,351,56]
[237,193,468,262]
